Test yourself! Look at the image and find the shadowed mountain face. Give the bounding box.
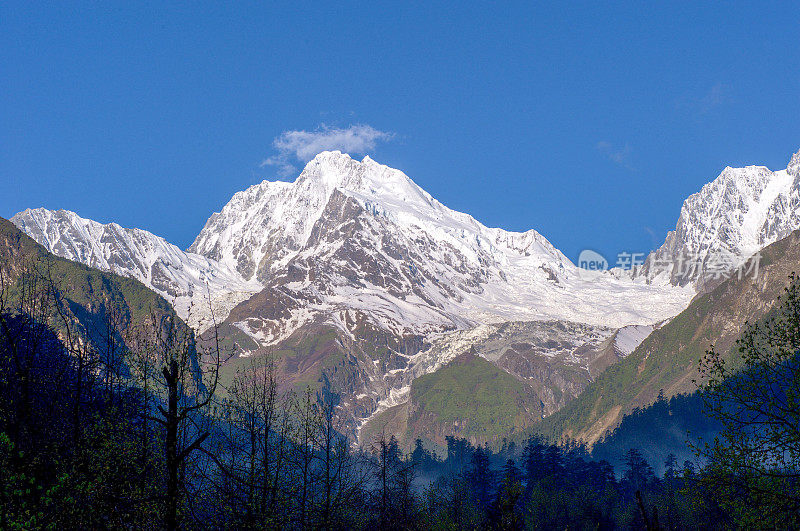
[11,208,261,331]
[541,230,800,445]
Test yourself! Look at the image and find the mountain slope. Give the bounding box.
[359,319,659,448]
[361,351,542,449]
[11,208,261,330]
[0,216,184,354]
[11,148,799,445]
[193,151,691,355]
[540,229,800,445]
[188,152,695,437]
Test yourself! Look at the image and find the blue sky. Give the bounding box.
[2,1,798,263]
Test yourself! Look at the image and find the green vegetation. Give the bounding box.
[695,272,800,523]
[277,329,343,390]
[364,352,541,449]
[3,216,800,527]
[411,352,538,440]
[537,292,718,443]
[217,326,354,398]
[212,322,261,356]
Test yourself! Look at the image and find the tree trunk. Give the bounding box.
[164,360,179,531]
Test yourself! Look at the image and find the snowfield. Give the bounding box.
[189,151,696,336]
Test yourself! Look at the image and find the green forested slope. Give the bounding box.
[538,230,800,444]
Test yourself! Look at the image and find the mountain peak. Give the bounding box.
[307,149,353,165]
[290,151,440,222]
[639,148,800,288]
[788,148,800,176]
[187,153,694,331]
[302,150,387,179]
[305,149,378,165]
[11,208,261,331]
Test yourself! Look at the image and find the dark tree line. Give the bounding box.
[2,258,800,529]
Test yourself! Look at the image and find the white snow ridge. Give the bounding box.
[11,208,262,331]
[635,149,800,288]
[188,151,694,338]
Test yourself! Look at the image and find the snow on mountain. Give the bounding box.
[611,324,655,357]
[190,151,568,283]
[637,148,800,289]
[11,208,262,330]
[191,151,693,345]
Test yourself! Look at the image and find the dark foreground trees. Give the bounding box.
[0,260,166,527]
[4,254,800,529]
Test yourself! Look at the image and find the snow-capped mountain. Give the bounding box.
[190,151,692,346]
[10,148,798,441]
[11,208,261,330]
[182,151,696,437]
[638,149,800,290]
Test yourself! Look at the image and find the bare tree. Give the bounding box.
[371,431,416,528]
[135,309,221,531]
[207,351,288,527]
[313,397,369,529]
[288,386,321,529]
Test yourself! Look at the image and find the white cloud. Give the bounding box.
[596,141,634,170]
[262,124,394,176]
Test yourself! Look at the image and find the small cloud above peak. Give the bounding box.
[262,124,394,177]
